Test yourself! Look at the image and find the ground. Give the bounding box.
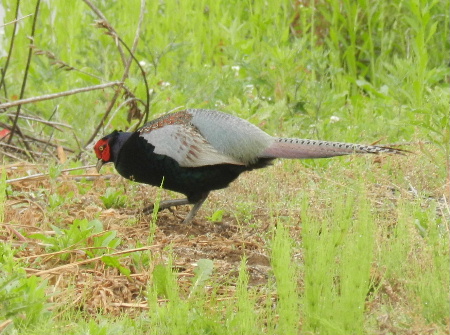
[2,148,448,334]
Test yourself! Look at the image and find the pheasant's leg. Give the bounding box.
[182,192,209,224]
[142,198,190,214]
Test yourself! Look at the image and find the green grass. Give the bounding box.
[271,221,300,334]
[301,181,375,334]
[1,0,448,145]
[0,0,449,334]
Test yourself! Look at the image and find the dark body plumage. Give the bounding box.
[113,131,272,204]
[94,109,404,223]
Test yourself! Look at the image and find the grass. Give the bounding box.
[301,189,372,334]
[0,0,449,334]
[271,221,300,334]
[1,154,449,334]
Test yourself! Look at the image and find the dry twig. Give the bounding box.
[28,245,163,277]
[0,82,123,110]
[8,0,42,152]
[5,164,97,184]
[0,14,34,28]
[0,0,21,93]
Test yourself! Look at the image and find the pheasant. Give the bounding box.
[94,109,404,223]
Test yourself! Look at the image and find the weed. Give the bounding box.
[0,243,49,331]
[271,221,300,334]
[234,201,255,223]
[100,187,127,209]
[29,218,121,260]
[189,258,214,297]
[227,257,259,334]
[48,192,67,209]
[301,187,375,335]
[101,255,131,277]
[414,207,449,325]
[207,209,224,222]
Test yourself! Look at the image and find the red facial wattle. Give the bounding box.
[94,138,111,162]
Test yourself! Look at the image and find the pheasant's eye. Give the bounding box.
[98,145,104,152]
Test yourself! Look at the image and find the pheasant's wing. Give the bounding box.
[139,124,244,167]
[189,109,274,164]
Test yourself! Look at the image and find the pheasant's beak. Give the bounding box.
[96,159,105,173]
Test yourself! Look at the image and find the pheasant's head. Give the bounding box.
[94,130,120,171]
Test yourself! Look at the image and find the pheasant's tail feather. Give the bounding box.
[260,138,408,159]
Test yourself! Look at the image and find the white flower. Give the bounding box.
[231,65,240,76]
[330,115,340,123]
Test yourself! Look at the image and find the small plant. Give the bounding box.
[130,248,153,272]
[47,163,62,180]
[100,187,127,209]
[207,209,224,222]
[29,218,121,260]
[228,257,258,334]
[301,188,375,335]
[189,259,214,297]
[234,201,254,223]
[271,221,300,334]
[101,255,131,276]
[48,193,66,209]
[148,178,164,245]
[148,255,221,334]
[0,243,49,330]
[151,263,173,299]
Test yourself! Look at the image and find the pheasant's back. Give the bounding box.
[139,109,274,165]
[139,110,193,132]
[189,109,273,163]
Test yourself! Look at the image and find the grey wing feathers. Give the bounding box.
[189,109,274,165]
[260,138,405,159]
[139,124,244,167]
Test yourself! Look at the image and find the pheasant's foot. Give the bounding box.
[142,198,191,215]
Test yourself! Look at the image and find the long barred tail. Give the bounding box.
[260,138,407,159]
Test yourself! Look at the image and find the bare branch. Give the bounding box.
[8,0,42,155]
[104,97,145,130]
[116,35,151,129]
[0,13,33,27]
[5,113,73,130]
[0,82,123,109]
[27,245,163,277]
[6,164,97,184]
[0,141,30,154]
[133,0,150,127]
[0,148,28,162]
[0,0,21,95]
[21,133,75,153]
